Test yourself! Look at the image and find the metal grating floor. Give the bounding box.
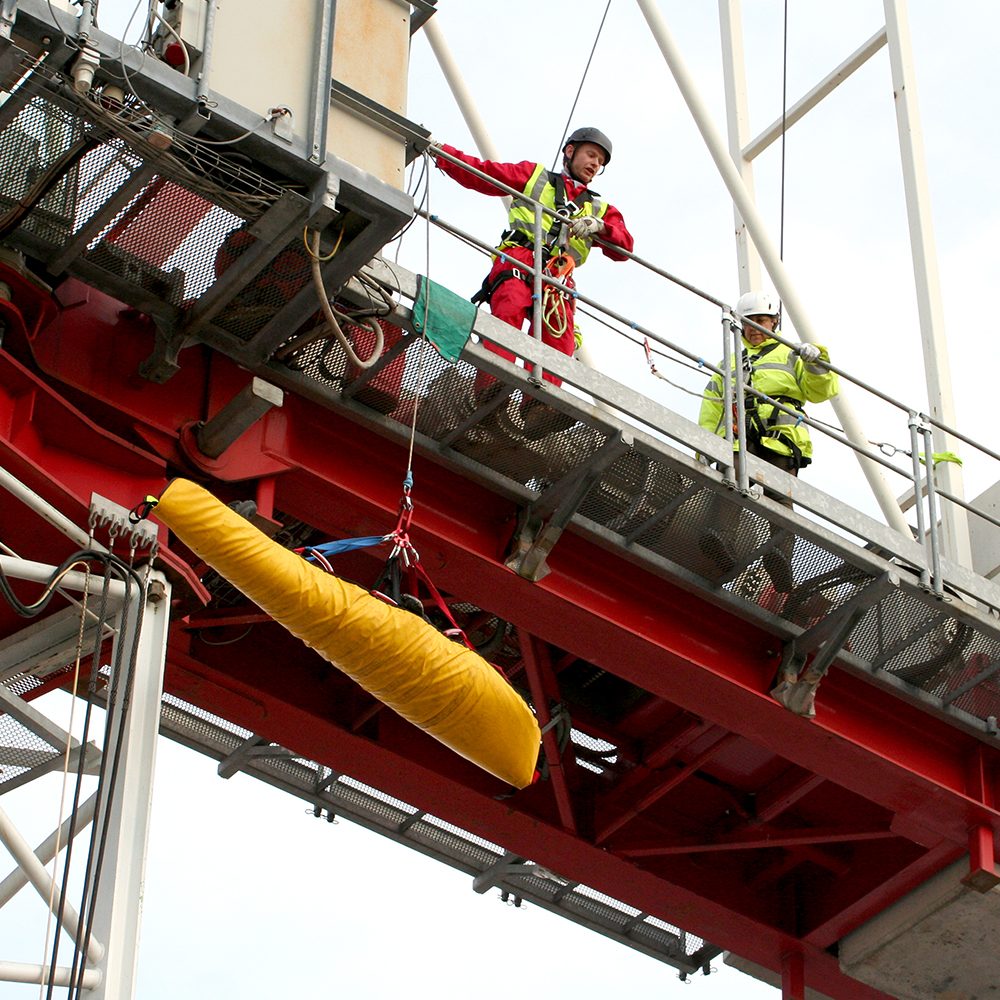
[272,266,1000,747]
[155,692,718,975]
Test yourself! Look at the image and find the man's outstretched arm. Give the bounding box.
[434,144,537,196]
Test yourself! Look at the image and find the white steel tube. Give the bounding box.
[423,16,512,212]
[0,555,128,600]
[883,0,971,569]
[742,28,888,162]
[635,0,911,537]
[0,794,98,906]
[0,464,100,552]
[0,805,105,964]
[718,0,761,294]
[0,961,100,989]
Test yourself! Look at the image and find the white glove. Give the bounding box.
[797,343,821,363]
[568,216,605,239]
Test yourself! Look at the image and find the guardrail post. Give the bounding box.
[720,312,737,487]
[731,316,750,494]
[922,423,944,597]
[908,411,931,591]
[531,201,544,385]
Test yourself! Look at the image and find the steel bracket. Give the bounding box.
[217,735,297,779]
[505,431,633,581]
[772,571,899,717]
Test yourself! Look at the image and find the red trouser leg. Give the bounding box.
[539,292,576,388]
[474,272,532,394]
[475,261,578,393]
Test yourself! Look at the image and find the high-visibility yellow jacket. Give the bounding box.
[501,163,610,266]
[698,336,838,467]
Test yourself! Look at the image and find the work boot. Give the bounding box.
[519,397,576,441]
[699,529,737,574]
[762,546,795,593]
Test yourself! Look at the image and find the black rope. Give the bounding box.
[1,547,149,1000]
[46,555,119,1000]
[68,562,148,1000]
[552,0,613,170]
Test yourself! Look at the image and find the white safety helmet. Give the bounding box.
[735,291,780,321]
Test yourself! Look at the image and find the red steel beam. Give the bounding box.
[19,325,995,855]
[617,825,901,857]
[518,632,577,832]
[163,648,892,1000]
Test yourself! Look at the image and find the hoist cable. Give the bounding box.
[37,557,93,1000]
[552,0,613,169]
[69,566,147,1000]
[42,553,128,999]
[403,151,434,483]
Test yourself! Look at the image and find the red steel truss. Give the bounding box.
[3,278,999,1000]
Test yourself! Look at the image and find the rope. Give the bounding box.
[552,0,614,169]
[306,228,384,369]
[404,150,433,481]
[37,551,92,1000]
[68,559,147,1000]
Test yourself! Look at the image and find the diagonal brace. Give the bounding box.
[773,571,899,717]
[217,735,297,779]
[506,431,633,581]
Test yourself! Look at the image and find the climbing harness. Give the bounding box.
[726,343,809,468]
[298,480,478,653]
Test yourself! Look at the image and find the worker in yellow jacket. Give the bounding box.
[698,291,839,592]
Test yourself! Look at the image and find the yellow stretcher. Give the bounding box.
[154,479,541,788]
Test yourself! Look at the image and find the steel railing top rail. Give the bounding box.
[421,146,999,591]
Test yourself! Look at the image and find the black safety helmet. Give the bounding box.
[563,126,612,165]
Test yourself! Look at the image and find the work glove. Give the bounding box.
[568,216,605,240]
[797,343,821,363]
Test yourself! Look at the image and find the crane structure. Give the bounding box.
[0,3,999,999]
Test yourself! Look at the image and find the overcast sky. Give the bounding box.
[3,2,999,998]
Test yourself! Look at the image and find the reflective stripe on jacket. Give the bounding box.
[698,337,839,464]
[501,163,609,266]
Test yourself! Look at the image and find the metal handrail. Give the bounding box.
[425,146,998,595]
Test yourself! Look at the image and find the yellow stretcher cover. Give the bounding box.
[155,479,540,787]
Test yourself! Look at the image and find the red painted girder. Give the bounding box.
[16,298,1000,960]
[803,839,963,949]
[28,285,290,480]
[18,301,998,826]
[0,349,208,596]
[595,732,741,843]
[518,633,578,832]
[618,825,900,856]
[163,649,892,1000]
[239,410,1000,852]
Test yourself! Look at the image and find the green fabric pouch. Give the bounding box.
[411,275,476,362]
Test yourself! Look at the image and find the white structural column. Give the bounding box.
[635,0,911,538]
[423,16,511,212]
[718,0,761,294]
[882,0,972,569]
[87,569,170,1000]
